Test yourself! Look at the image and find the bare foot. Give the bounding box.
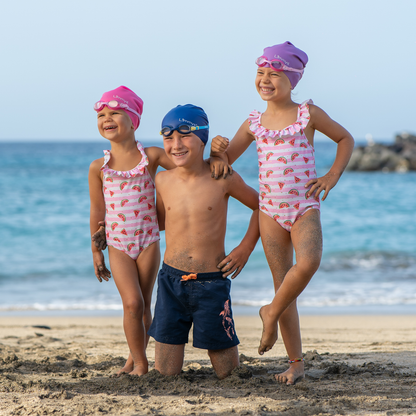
[258,304,278,355]
[275,361,305,385]
[112,355,134,377]
[129,360,148,376]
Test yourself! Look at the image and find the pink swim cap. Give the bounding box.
[260,42,308,89]
[95,86,143,130]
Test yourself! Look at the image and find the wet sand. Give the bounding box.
[1,315,415,415]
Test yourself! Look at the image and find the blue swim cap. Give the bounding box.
[161,104,209,144]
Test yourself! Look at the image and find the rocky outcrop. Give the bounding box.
[347,132,416,172]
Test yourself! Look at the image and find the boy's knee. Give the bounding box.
[155,342,185,376]
[155,366,181,376]
[215,369,233,380]
[208,347,239,379]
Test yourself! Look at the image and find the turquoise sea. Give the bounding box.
[1,140,415,316]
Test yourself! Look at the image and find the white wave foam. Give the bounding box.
[0,303,123,312]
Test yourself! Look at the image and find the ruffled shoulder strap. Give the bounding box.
[101,149,111,170]
[135,141,149,168]
[101,141,149,179]
[248,110,265,136]
[296,99,313,130]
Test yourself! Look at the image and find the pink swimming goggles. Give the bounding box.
[94,100,142,119]
[256,56,304,74]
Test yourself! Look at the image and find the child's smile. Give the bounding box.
[97,107,133,141]
[171,150,188,158]
[256,67,292,101]
[164,132,204,167]
[260,86,275,95]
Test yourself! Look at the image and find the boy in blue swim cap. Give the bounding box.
[148,104,260,379]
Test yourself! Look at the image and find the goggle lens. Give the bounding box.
[255,57,267,66]
[270,61,284,70]
[107,100,121,108]
[161,124,194,136]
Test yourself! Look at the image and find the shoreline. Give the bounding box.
[1,315,416,415]
[1,303,415,317]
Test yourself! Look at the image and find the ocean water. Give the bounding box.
[1,140,415,316]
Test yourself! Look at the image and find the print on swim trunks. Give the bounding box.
[220,299,235,340]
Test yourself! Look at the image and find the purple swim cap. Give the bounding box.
[260,42,308,89]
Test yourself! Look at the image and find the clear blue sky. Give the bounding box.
[1,0,415,142]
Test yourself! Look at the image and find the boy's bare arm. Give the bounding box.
[217,172,260,278]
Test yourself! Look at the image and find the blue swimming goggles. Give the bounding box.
[160,124,209,137]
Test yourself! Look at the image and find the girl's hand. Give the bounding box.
[92,222,107,250]
[211,135,229,154]
[210,156,233,180]
[216,243,252,279]
[305,171,340,201]
[93,251,111,282]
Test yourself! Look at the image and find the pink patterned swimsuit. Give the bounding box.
[249,99,320,232]
[101,141,160,260]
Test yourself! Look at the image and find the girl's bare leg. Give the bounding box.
[109,242,159,376]
[136,241,160,348]
[258,210,322,369]
[113,241,160,376]
[259,212,304,384]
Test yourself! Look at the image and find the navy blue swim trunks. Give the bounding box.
[148,262,239,350]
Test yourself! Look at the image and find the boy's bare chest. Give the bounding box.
[163,180,227,217]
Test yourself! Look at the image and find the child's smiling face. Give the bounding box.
[97,106,134,141]
[163,131,205,167]
[255,67,292,102]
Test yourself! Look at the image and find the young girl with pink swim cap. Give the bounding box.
[211,42,355,385]
[89,86,175,376]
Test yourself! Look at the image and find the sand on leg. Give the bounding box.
[259,212,304,383]
[258,211,292,355]
[208,346,239,379]
[258,210,322,360]
[155,342,185,375]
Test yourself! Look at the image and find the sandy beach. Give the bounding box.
[0,314,415,416]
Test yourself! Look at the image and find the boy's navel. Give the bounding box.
[208,207,212,210]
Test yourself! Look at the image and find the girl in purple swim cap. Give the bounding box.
[210,42,355,385]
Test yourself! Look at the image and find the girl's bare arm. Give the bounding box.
[155,173,166,232]
[88,159,111,282]
[210,119,255,177]
[306,105,355,201]
[145,146,176,179]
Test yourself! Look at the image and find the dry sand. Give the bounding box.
[0,314,415,415]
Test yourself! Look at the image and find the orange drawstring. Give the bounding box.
[181,273,197,282]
